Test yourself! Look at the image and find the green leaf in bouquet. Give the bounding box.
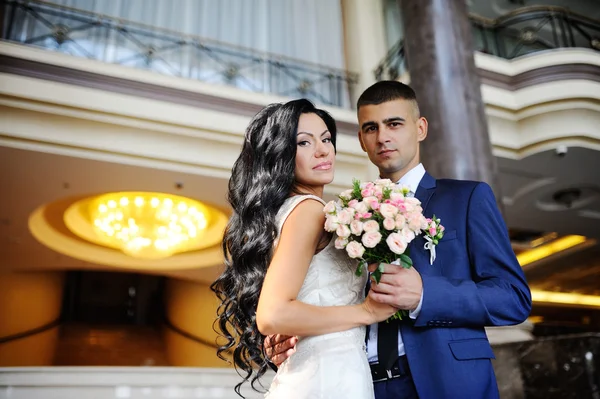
[371,262,386,284]
[352,178,363,199]
[399,253,413,269]
[382,186,392,200]
[387,309,409,321]
[355,259,367,277]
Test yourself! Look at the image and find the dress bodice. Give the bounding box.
[275,195,367,310]
[265,195,374,399]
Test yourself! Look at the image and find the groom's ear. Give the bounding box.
[357,131,367,152]
[417,117,428,143]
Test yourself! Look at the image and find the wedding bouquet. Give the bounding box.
[323,178,444,320]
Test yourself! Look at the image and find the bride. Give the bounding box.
[211,99,396,398]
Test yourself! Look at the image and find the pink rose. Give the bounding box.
[429,226,437,236]
[383,217,396,231]
[363,196,380,210]
[373,187,383,199]
[346,241,365,259]
[350,220,364,235]
[336,224,351,238]
[338,209,353,225]
[379,203,399,219]
[361,188,375,198]
[348,199,359,208]
[363,220,380,233]
[323,201,337,214]
[362,231,382,248]
[355,212,372,220]
[361,182,375,189]
[335,236,348,249]
[386,233,408,255]
[395,214,406,230]
[375,178,392,185]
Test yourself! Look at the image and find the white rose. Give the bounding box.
[346,241,365,259]
[363,220,380,233]
[323,200,337,214]
[395,214,406,230]
[324,216,340,232]
[336,224,351,238]
[401,227,416,243]
[383,217,396,231]
[386,233,408,255]
[339,189,353,201]
[379,203,399,219]
[354,201,369,214]
[337,209,354,225]
[375,178,393,186]
[350,220,364,236]
[390,192,405,202]
[404,202,416,213]
[335,236,348,249]
[405,197,421,206]
[408,215,423,231]
[362,231,382,248]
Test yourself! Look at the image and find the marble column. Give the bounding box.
[398,0,502,200]
[341,0,388,107]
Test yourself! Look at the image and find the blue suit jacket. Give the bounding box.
[401,172,532,399]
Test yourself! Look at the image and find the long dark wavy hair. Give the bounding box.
[211,99,337,396]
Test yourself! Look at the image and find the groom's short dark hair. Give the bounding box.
[357,81,420,120]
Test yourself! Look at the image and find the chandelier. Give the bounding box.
[88,192,210,259]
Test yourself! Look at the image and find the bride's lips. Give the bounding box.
[313,161,333,170]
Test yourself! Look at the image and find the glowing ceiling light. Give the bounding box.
[531,290,600,308]
[88,192,210,259]
[516,235,587,266]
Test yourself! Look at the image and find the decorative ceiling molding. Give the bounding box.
[0,52,360,137]
[1,42,599,165]
[479,63,600,91]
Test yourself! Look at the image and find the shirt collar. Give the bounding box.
[397,163,426,193]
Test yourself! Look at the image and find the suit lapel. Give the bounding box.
[409,173,436,269]
[414,172,436,212]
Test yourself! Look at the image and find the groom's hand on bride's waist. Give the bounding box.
[264,334,298,367]
[368,263,423,312]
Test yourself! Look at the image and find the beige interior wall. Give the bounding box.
[0,271,64,366]
[164,277,231,367]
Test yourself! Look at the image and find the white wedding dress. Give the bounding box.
[265,195,374,399]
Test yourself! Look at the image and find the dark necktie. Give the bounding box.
[374,186,410,370]
[377,318,399,370]
[376,184,406,370]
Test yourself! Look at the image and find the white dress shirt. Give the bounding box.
[366,163,426,362]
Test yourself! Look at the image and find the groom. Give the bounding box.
[265,81,532,399]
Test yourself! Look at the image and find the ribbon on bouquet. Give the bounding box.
[424,236,437,265]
